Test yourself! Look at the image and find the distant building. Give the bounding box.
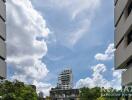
[50,69,79,100]
[38,92,45,100]
[39,92,44,98]
[57,69,72,90]
[0,0,6,79]
[50,88,79,100]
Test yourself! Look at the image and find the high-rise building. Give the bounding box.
[50,69,79,100]
[0,0,6,79]
[57,69,73,89]
[114,0,132,86]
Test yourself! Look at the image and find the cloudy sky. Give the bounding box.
[6,0,122,96]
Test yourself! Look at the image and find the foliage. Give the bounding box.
[97,97,106,100]
[79,87,121,100]
[79,87,100,100]
[0,80,38,100]
[45,96,51,100]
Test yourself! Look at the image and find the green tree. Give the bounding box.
[79,87,101,100]
[79,87,120,100]
[0,80,38,100]
[97,97,106,100]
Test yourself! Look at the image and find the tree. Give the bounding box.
[79,87,119,100]
[97,97,106,100]
[79,87,101,100]
[0,80,38,100]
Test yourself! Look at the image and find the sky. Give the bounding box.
[6,0,122,96]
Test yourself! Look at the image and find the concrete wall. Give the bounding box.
[114,0,132,69]
[0,0,6,79]
[115,13,132,68]
[0,0,6,21]
[122,65,132,85]
[114,0,128,26]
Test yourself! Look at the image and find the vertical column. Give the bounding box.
[0,0,6,79]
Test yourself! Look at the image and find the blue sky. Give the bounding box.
[32,0,114,83]
[6,0,122,96]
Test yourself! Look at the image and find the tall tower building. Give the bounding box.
[114,0,132,86]
[0,0,6,79]
[57,69,73,89]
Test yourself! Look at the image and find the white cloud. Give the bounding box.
[32,0,101,47]
[110,68,122,89]
[95,43,115,61]
[33,0,101,19]
[76,44,121,89]
[76,64,111,88]
[69,0,101,19]
[66,19,91,47]
[7,0,51,94]
[76,64,122,89]
[33,80,53,96]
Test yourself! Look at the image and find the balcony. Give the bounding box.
[115,10,132,47]
[0,17,6,40]
[122,65,132,86]
[0,58,6,79]
[0,0,6,21]
[114,0,128,26]
[115,38,132,69]
[0,38,6,59]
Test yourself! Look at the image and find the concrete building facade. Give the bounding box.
[50,88,79,100]
[114,0,132,86]
[50,69,79,100]
[0,0,6,79]
[57,69,73,90]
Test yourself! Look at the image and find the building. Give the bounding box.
[0,0,6,80]
[114,0,132,85]
[50,69,79,100]
[50,88,79,100]
[38,92,46,100]
[57,69,72,90]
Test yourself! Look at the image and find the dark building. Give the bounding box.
[50,88,79,100]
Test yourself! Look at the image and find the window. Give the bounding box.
[127,30,132,45]
[127,58,132,68]
[128,1,132,16]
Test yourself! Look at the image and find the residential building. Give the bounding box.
[57,69,72,90]
[0,0,6,79]
[50,69,79,100]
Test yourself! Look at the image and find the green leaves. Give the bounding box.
[79,87,101,100]
[0,80,38,100]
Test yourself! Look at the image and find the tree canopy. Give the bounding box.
[0,80,38,100]
[79,87,122,100]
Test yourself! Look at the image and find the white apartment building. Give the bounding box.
[57,69,73,89]
[0,0,6,79]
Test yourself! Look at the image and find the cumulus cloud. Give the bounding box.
[33,80,53,96]
[76,44,121,89]
[94,43,115,61]
[110,68,122,89]
[7,0,51,95]
[76,64,122,89]
[76,64,111,88]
